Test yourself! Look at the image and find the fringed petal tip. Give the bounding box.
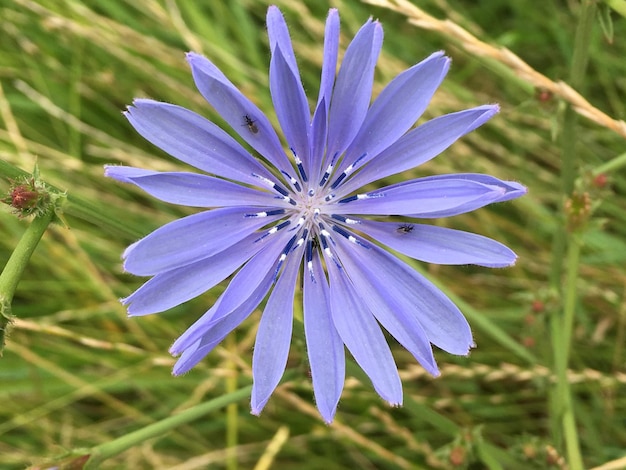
[422,360,441,378]
[168,343,183,357]
[317,406,338,425]
[250,404,264,417]
[103,164,131,183]
[185,51,200,62]
[460,341,477,357]
[171,368,187,378]
[119,296,142,319]
[121,240,140,263]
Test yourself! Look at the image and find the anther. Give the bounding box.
[331,214,361,225]
[332,225,370,248]
[245,208,286,218]
[254,220,291,242]
[280,170,302,193]
[318,152,339,187]
[274,234,298,279]
[291,148,308,183]
[252,173,291,198]
[293,228,309,250]
[330,153,366,189]
[337,193,377,204]
[305,239,315,282]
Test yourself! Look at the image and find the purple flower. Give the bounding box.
[105,6,525,423]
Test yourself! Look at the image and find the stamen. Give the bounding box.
[318,223,336,247]
[305,239,315,282]
[293,228,309,250]
[291,148,308,183]
[273,185,290,197]
[331,214,361,225]
[245,208,286,218]
[319,231,342,270]
[274,234,298,279]
[338,191,384,204]
[330,154,366,190]
[254,220,291,242]
[332,225,370,249]
[280,169,302,192]
[318,152,339,187]
[252,173,291,198]
[337,193,370,204]
[330,172,347,189]
[290,216,306,231]
[274,195,298,206]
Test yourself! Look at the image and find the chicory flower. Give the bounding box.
[106,6,525,423]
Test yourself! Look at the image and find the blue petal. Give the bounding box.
[356,220,518,267]
[171,268,275,375]
[310,9,340,178]
[250,244,304,416]
[303,250,344,424]
[404,174,527,217]
[186,53,294,176]
[329,177,505,216]
[122,234,265,316]
[331,237,440,376]
[123,100,274,186]
[168,231,292,355]
[335,52,450,179]
[105,166,289,208]
[337,240,473,355]
[309,97,328,184]
[316,9,339,110]
[326,256,403,405]
[266,6,299,75]
[208,230,293,324]
[339,105,499,194]
[270,46,310,171]
[124,206,286,275]
[326,19,382,159]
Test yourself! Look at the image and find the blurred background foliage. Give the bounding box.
[0,0,625,468]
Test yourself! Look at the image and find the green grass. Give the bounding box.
[1,0,625,468]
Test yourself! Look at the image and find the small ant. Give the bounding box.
[396,223,414,234]
[243,114,258,134]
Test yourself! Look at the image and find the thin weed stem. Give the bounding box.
[549,1,596,469]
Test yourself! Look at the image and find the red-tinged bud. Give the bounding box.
[449,446,466,466]
[593,173,608,188]
[531,299,544,313]
[535,87,553,103]
[8,184,40,210]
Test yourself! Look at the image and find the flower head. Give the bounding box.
[105,6,525,423]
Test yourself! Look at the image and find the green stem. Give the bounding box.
[559,238,583,469]
[548,1,596,468]
[84,384,253,469]
[592,151,626,176]
[0,209,55,352]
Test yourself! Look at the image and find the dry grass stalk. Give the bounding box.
[364,0,626,140]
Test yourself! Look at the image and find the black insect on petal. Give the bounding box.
[243,114,259,134]
[397,223,414,234]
